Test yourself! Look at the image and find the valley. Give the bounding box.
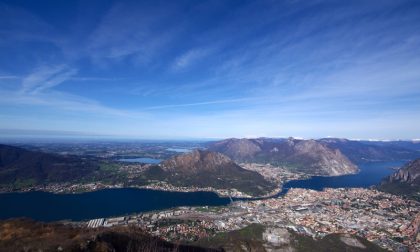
[1,138,419,251]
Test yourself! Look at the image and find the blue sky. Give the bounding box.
[0,0,420,140]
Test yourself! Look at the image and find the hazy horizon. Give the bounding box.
[0,128,419,142]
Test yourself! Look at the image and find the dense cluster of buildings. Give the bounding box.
[83,188,419,251]
[139,181,255,198]
[240,163,309,184]
[21,182,124,193]
[247,188,419,251]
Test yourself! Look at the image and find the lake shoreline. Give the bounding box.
[0,182,273,198]
[0,161,405,222]
[0,160,403,196]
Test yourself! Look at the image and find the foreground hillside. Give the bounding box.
[195,224,387,252]
[380,159,420,199]
[146,150,277,196]
[208,138,358,176]
[0,218,217,252]
[0,219,387,252]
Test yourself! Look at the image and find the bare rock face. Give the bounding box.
[208,139,261,161]
[208,138,359,176]
[380,159,420,199]
[293,140,358,176]
[161,150,234,174]
[388,159,420,184]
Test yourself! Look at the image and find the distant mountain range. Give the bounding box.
[2,138,420,196]
[319,138,420,163]
[207,137,420,176]
[146,150,277,196]
[0,144,276,196]
[0,144,100,189]
[379,159,420,199]
[208,138,359,176]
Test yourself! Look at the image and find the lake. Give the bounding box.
[279,160,405,195]
[0,189,230,222]
[0,161,404,222]
[166,148,191,153]
[118,157,162,164]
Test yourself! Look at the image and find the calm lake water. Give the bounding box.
[118,157,162,164]
[0,161,404,222]
[0,189,230,222]
[166,148,191,153]
[279,160,405,194]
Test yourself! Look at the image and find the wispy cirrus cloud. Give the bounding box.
[171,48,211,71]
[86,2,179,66]
[0,86,147,119]
[0,75,19,80]
[142,97,255,110]
[0,65,146,119]
[20,65,78,94]
[69,77,124,82]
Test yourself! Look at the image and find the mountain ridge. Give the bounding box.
[319,138,420,163]
[208,138,358,176]
[0,144,100,189]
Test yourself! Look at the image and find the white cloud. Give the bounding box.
[21,65,77,94]
[0,65,147,119]
[172,49,210,71]
[0,75,19,80]
[86,2,178,66]
[143,97,254,110]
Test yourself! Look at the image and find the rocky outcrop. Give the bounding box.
[388,159,420,184]
[208,138,358,176]
[379,159,420,199]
